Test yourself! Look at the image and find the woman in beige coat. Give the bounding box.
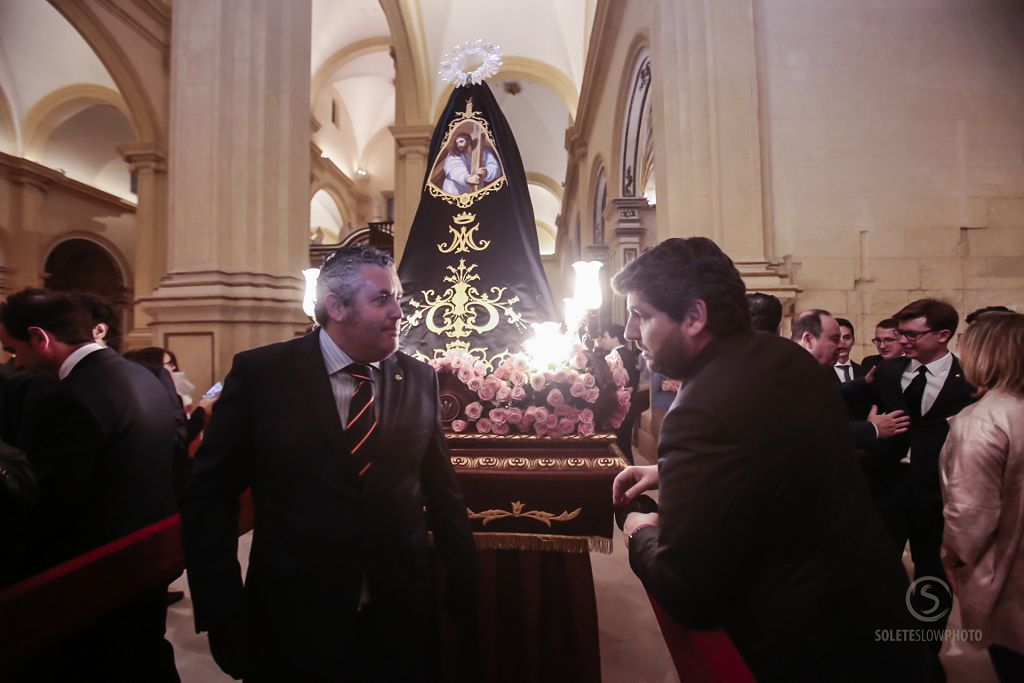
[940,311,1024,682]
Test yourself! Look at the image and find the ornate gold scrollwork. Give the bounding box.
[437,212,491,254]
[466,500,582,527]
[401,259,525,340]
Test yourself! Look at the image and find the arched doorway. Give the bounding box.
[43,237,131,341]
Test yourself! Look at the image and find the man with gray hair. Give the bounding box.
[181,245,476,681]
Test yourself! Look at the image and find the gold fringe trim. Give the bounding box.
[471,533,613,555]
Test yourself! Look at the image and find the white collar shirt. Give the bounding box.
[318,329,381,424]
[58,343,105,380]
[901,351,954,416]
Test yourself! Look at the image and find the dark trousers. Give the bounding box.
[875,466,949,680]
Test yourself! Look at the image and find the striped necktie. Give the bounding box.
[343,363,376,477]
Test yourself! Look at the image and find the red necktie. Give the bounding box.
[343,363,376,477]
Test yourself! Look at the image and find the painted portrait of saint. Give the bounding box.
[427,118,506,208]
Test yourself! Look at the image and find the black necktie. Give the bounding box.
[903,365,928,421]
[842,365,852,383]
[343,363,376,477]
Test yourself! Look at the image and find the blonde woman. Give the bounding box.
[940,311,1024,681]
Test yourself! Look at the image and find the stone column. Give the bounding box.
[118,142,168,347]
[142,0,312,387]
[651,0,796,295]
[7,174,48,291]
[389,123,433,262]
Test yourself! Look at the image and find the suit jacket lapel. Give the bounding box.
[293,333,348,459]
[374,355,404,460]
[884,358,913,411]
[927,355,967,416]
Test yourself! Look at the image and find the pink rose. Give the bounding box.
[492,421,510,436]
[479,385,497,401]
[534,406,549,423]
[584,387,600,403]
[572,351,588,369]
[506,407,523,425]
[547,388,565,407]
[553,370,568,384]
[579,408,595,424]
[570,381,586,398]
[558,418,576,436]
[554,403,572,417]
[511,371,527,387]
[511,385,527,401]
[495,366,511,380]
[578,421,595,437]
[611,368,629,386]
[458,366,474,383]
[566,407,580,422]
[465,402,483,420]
[496,386,511,402]
[544,414,559,430]
[476,418,492,433]
[451,419,468,433]
[489,408,508,424]
[582,373,596,388]
[529,374,547,391]
[473,360,488,375]
[606,350,623,369]
[534,422,548,437]
[467,377,483,391]
[616,388,632,407]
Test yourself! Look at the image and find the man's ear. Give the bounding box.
[682,300,708,336]
[27,326,51,350]
[92,322,109,343]
[800,332,815,351]
[936,329,953,344]
[323,292,349,324]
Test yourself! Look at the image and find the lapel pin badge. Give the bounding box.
[394,373,403,382]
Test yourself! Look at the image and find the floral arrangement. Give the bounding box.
[428,346,633,437]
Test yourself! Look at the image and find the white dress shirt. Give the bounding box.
[58,343,105,380]
[318,329,380,423]
[834,362,855,383]
[899,351,954,464]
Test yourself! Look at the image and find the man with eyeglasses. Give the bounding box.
[860,319,904,373]
[844,298,975,681]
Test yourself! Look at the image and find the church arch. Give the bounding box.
[42,233,131,302]
[47,0,163,145]
[23,84,133,159]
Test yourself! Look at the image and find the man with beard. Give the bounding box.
[611,238,928,682]
[441,130,499,195]
[181,245,476,681]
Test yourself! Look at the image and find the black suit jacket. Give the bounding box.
[860,354,883,373]
[20,348,179,574]
[843,356,975,503]
[629,332,927,681]
[181,332,476,676]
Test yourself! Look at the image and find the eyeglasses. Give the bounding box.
[896,328,934,342]
[871,338,899,345]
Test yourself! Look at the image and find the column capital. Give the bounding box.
[390,124,433,160]
[117,142,168,172]
[9,172,49,194]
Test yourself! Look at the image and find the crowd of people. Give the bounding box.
[0,239,1021,682]
[612,240,1022,682]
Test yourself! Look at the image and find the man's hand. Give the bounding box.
[868,405,910,439]
[197,393,220,413]
[623,511,659,549]
[660,379,682,393]
[207,615,250,680]
[864,366,877,384]
[466,173,480,185]
[612,465,658,506]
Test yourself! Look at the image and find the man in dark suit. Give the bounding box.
[611,238,928,682]
[596,323,640,461]
[181,245,476,681]
[833,317,866,383]
[860,318,904,373]
[0,288,180,681]
[843,299,975,680]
